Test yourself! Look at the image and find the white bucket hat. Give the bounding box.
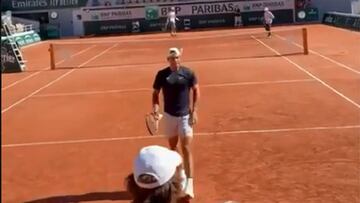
[134,145,182,189]
[168,47,182,58]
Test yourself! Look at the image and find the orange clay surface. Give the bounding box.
[2,24,360,203]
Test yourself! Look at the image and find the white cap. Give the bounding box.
[134,145,182,189]
[264,7,269,11]
[171,7,175,11]
[168,47,181,58]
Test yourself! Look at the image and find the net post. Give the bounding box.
[302,28,309,55]
[49,44,55,70]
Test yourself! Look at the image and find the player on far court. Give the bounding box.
[166,7,180,36]
[263,7,275,37]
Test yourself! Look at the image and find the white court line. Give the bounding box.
[2,125,359,148]
[21,41,46,49]
[2,45,96,91]
[203,79,314,87]
[252,35,360,109]
[1,69,76,114]
[112,48,152,53]
[78,43,118,68]
[34,88,151,97]
[2,45,118,114]
[327,25,360,36]
[32,79,315,98]
[275,34,287,41]
[274,34,360,75]
[2,68,48,91]
[68,45,97,59]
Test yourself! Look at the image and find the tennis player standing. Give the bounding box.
[166,7,180,36]
[151,47,200,199]
[234,6,242,27]
[263,7,275,37]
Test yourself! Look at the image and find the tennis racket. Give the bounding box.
[145,113,163,135]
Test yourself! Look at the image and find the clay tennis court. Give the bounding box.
[2,24,360,203]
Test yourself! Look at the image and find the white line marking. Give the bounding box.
[50,45,96,67]
[2,45,96,91]
[2,69,47,91]
[78,44,118,68]
[326,25,360,36]
[21,41,46,49]
[274,34,360,75]
[1,69,76,114]
[252,35,360,109]
[34,88,151,97]
[2,125,359,148]
[32,79,315,98]
[309,50,360,75]
[2,45,118,114]
[196,125,360,135]
[275,34,286,41]
[71,45,96,58]
[112,48,152,53]
[203,79,314,87]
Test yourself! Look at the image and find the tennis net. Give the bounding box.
[49,28,308,70]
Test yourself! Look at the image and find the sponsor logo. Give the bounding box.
[1,44,17,72]
[88,9,131,20]
[100,24,127,31]
[11,0,79,9]
[324,15,334,23]
[91,14,100,20]
[160,7,181,16]
[15,37,26,46]
[243,3,251,11]
[297,10,306,19]
[263,1,285,8]
[251,1,285,10]
[145,6,160,20]
[1,48,16,63]
[191,3,235,15]
[308,9,317,15]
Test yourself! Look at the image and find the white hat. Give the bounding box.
[264,7,269,11]
[171,7,175,11]
[134,145,182,189]
[168,47,181,58]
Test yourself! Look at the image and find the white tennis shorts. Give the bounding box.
[164,112,193,138]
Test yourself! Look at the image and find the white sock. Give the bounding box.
[185,177,194,198]
[180,169,187,190]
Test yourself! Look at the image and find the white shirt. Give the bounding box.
[167,11,178,23]
[264,11,275,24]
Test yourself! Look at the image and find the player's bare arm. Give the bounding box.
[190,84,200,125]
[152,89,161,117]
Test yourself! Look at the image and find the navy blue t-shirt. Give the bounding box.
[153,66,197,117]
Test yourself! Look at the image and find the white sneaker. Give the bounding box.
[184,178,194,198]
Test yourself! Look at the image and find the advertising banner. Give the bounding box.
[2,0,88,11]
[81,0,294,21]
[295,7,318,22]
[80,0,295,34]
[1,40,23,73]
[323,12,360,31]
